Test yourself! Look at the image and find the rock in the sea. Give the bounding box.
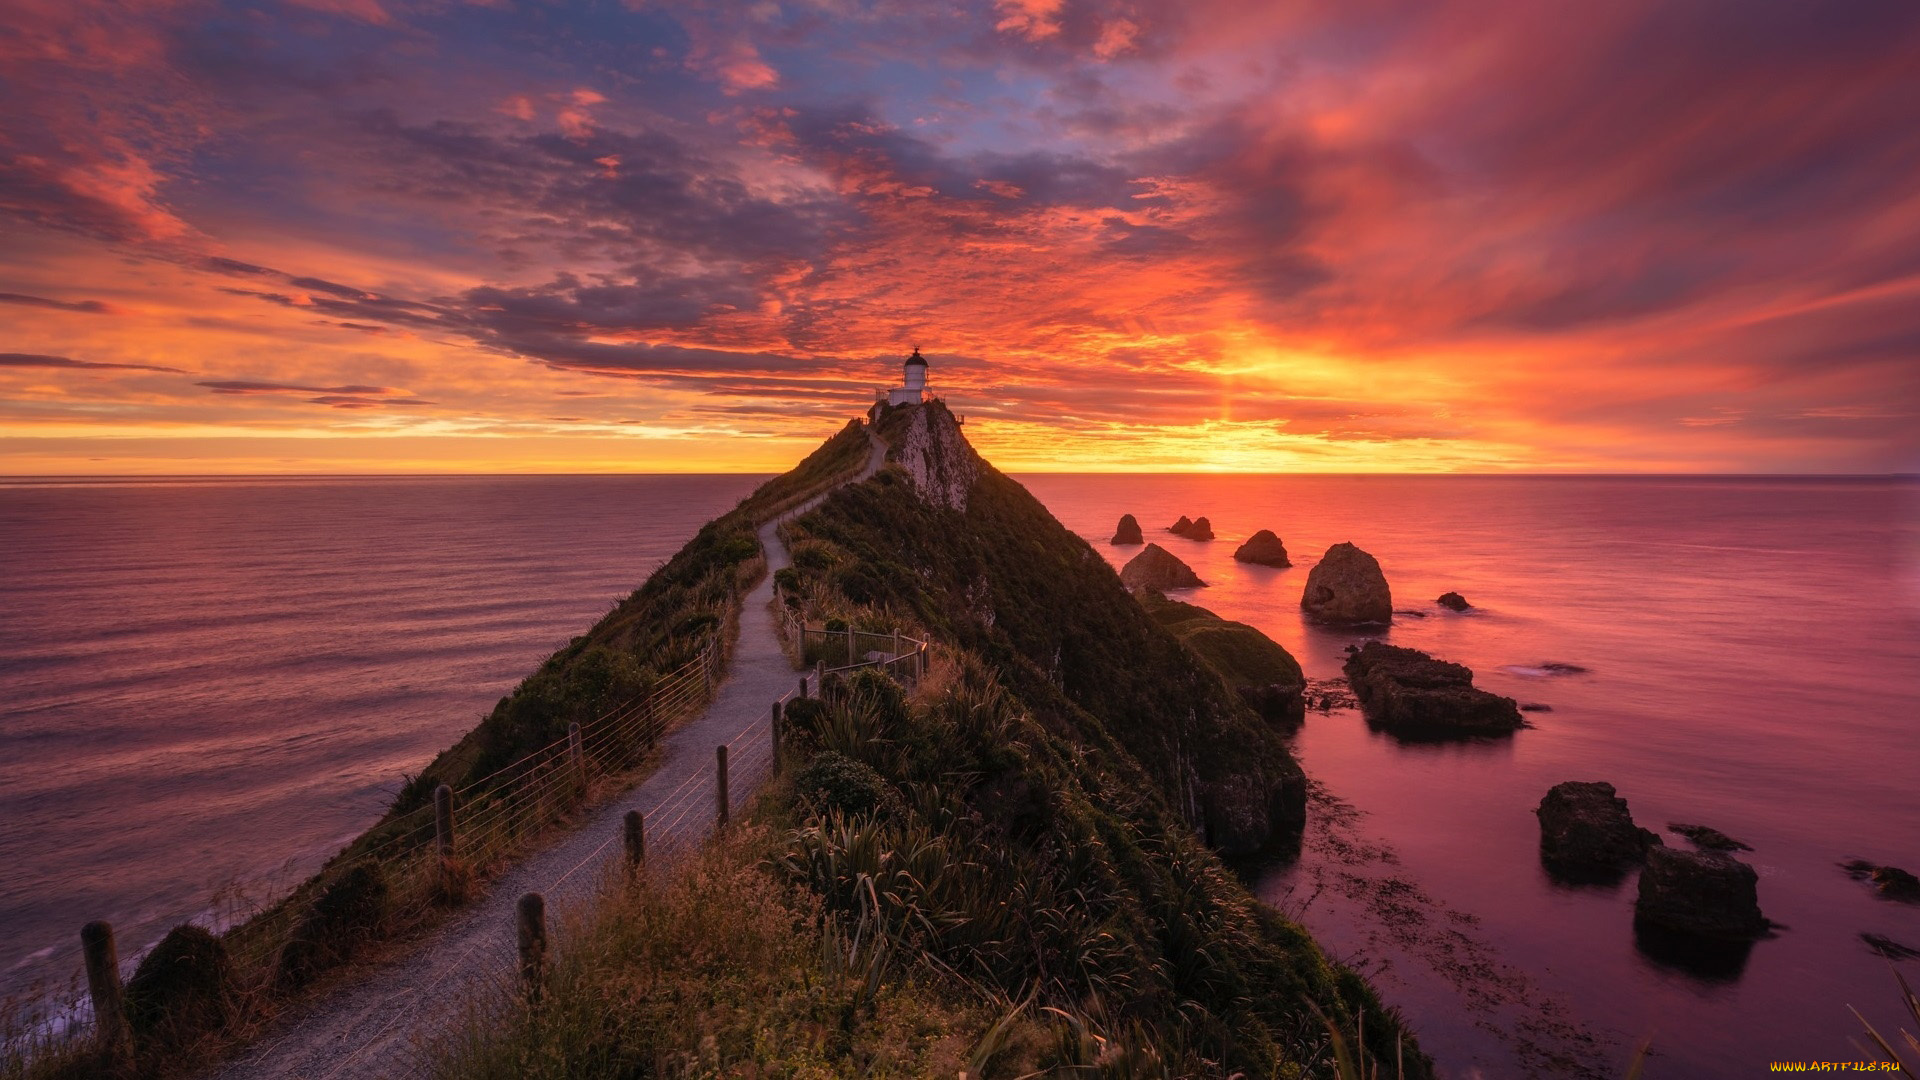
[1844,860,1920,900]
[1436,591,1472,611]
[1537,782,1660,877]
[1110,513,1143,545]
[1168,515,1215,540]
[1668,823,1753,852]
[1520,702,1553,712]
[1635,846,1769,939]
[1344,642,1524,735]
[1120,543,1206,591]
[1300,542,1392,625]
[1233,529,1292,567]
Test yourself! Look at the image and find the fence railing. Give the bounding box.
[786,617,930,688]
[35,639,728,1070]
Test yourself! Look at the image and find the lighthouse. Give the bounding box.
[886,347,928,406]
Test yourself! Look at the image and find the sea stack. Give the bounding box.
[1537,781,1661,878]
[1120,543,1206,591]
[1635,847,1769,939]
[1233,529,1291,567]
[1169,515,1214,540]
[1436,591,1472,611]
[1111,514,1144,545]
[1300,542,1391,625]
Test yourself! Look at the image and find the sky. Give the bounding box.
[2,0,1917,475]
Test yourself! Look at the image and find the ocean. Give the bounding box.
[2,473,1916,1077]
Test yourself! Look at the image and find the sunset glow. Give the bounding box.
[3,0,1916,474]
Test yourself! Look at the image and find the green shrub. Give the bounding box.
[793,751,896,819]
[276,862,389,989]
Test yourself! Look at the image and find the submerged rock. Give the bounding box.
[1120,543,1206,591]
[1233,529,1292,567]
[1669,823,1753,852]
[1537,781,1661,878]
[1343,642,1524,735]
[1110,514,1144,545]
[1520,702,1553,712]
[1301,542,1392,625]
[1635,846,1769,940]
[1436,591,1472,611]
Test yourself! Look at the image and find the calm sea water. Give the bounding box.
[0,475,757,1008]
[1023,475,1920,1079]
[2,474,1916,1078]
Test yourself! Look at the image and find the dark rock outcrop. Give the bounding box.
[1111,514,1144,545]
[1635,846,1769,939]
[1436,591,1472,611]
[1233,529,1291,567]
[1300,542,1392,625]
[1120,543,1206,591]
[1169,515,1215,540]
[1536,781,1661,878]
[1843,859,1920,900]
[1669,823,1753,852]
[1343,642,1524,735]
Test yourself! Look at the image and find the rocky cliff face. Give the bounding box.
[883,402,980,512]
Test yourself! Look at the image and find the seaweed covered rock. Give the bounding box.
[1436,591,1472,612]
[1120,543,1206,591]
[1111,514,1144,545]
[276,862,390,989]
[1537,782,1661,878]
[126,923,233,1045]
[1636,847,1769,939]
[1139,591,1307,725]
[1344,642,1523,735]
[1300,543,1391,625]
[1233,529,1291,567]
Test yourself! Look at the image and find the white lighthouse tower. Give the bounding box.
[886,347,928,406]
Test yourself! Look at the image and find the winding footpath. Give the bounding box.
[205,426,888,1080]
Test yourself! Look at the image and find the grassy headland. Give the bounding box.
[434,401,1428,1078]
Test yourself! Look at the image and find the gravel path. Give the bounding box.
[204,427,885,1080]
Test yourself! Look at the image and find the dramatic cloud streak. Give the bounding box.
[1,0,1915,474]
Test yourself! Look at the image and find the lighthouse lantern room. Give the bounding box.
[886,347,928,406]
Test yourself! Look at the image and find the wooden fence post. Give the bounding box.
[798,676,808,701]
[516,893,546,1002]
[623,809,645,870]
[892,629,901,659]
[434,783,454,859]
[716,744,730,827]
[568,722,585,794]
[770,701,783,771]
[846,624,855,665]
[80,921,131,1066]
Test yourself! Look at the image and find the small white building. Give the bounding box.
[884,347,928,406]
